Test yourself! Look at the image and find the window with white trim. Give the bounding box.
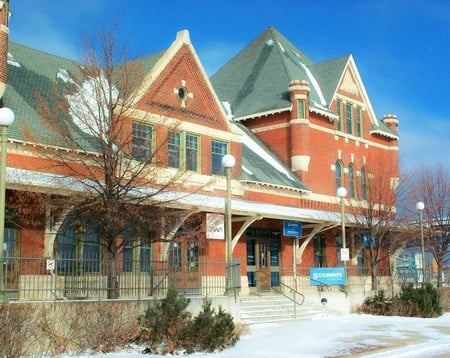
[132,122,153,161]
[211,140,228,175]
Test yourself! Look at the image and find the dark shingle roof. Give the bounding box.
[5,38,310,192]
[4,42,164,147]
[211,26,337,119]
[309,54,350,106]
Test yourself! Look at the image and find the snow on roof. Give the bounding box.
[233,123,297,182]
[8,167,344,223]
[299,62,327,106]
[65,72,118,139]
[7,52,21,68]
[57,68,75,84]
[277,41,285,53]
[242,165,254,176]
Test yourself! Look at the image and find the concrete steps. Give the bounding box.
[240,294,327,325]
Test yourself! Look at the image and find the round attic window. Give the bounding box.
[178,86,188,100]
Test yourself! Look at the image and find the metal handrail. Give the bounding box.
[309,277,332,292]
[255,269,305,306]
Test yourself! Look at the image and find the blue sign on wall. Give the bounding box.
[310,267,346,286]
[283,221,302,237]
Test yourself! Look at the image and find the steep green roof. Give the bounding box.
[211,26,338,119]
[3,42,164,148]
[310,54,350,106]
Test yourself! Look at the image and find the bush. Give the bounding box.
[137,287,192,353]
[0,303,33,357]
[395,283,443,317]
[359,290,392,315]
[183,300,238,353]
[360,283,443,318]
[137,287,239,354]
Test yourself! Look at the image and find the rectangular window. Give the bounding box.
[297,99,305,119]
[185,133,199,172]
[356,107,363,137]
[123,235,153,273]
[83,229,101,272]
[314,235,326,268]
[211,140,228,175]
[4,227,17,258]
[122,237,133,273]
[345,103,353,135]
[132,122,153,161]
[140,240,151,272]
[337,100,344,131]
[168,131,181,168]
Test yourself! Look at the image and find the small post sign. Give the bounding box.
[283,221,302,237]
[340,248,350,261]
[46,259,55,271]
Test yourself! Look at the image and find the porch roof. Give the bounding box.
[8,167,348,225]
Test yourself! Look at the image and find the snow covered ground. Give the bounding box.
[91,313,450,358]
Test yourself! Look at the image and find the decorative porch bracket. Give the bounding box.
[160,208,199,260]
[44,202,73,258]
[231,215,263,253]
[296,222,337,263]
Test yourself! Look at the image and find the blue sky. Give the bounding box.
[8,0,450,172]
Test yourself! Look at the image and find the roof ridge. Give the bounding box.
[9,41,79,65]
[265,27,294,84]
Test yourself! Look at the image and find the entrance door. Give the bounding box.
[168,239,201,294]
[258,241,271,291]
[246,229,280,293]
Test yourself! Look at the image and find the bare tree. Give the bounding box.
[401,163,450,287]
[25,19,204,298]
[348,154,408,290]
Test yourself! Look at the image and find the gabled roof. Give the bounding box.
[211,27,398,139]
[210,26,337,120]
[234,122,310,192]
[5,42,79,145]
[309,54,350,107]
[4,42,165,148]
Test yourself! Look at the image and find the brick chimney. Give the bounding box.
[382,114,398,134]
[288,80,310,179]
[0,0,10,99]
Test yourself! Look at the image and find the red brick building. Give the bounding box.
[0,0,398,300]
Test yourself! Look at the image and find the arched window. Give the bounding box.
[360,166,367,200]
[335,160,344,190]
[57,215,101,274]
[348,163,356,198]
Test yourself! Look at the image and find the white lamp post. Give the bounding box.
[222,154,235,295]
[415,201,426,284]
[337,187,348,282]
[0,107,15,301]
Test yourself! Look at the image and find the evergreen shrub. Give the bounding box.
[136,287,240,354]
[360,283,443,318]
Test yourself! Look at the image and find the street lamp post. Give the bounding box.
[222,154,235,295]
[416,201,426,284]
[337,187,348,283]
[0,107,15,301]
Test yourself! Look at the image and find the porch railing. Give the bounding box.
[1,256,241,302]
